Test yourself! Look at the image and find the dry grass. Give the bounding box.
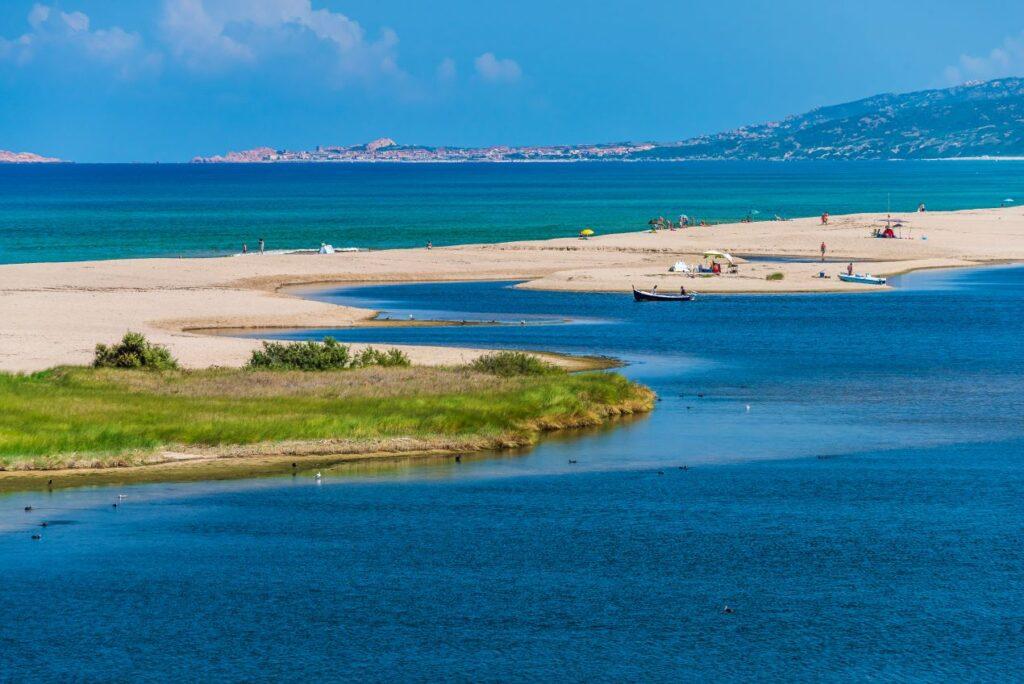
[70,366,524,399]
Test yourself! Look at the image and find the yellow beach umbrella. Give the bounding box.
[580,228,595,237]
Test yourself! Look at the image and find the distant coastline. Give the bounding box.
[187,155,1024,165]
[190,138,659,164]
[11,77,1024,164]
[191,77,1024,164]
[0,149,63,163]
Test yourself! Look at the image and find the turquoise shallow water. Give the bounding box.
[2,160,1024,264]
[1,265,1022,681]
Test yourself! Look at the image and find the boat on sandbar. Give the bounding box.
[838,273,886,285]
[632,286,696,302]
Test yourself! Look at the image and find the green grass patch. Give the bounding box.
[766,272,785,281]
[0,365,653,469]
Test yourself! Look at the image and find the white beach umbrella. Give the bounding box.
[703,250,734,265]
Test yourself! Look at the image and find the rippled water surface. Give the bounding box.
[1,266,1022,681]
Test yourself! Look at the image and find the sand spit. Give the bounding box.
[1,206,1022,371]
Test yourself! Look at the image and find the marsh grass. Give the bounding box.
[0,366,653,469]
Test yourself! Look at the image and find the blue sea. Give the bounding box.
[2,160,1024,263]
[2,264,1022,681]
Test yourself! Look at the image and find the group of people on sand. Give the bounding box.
[650,215,707,231]
[241,238,265,255]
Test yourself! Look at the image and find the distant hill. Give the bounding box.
[0,150,62,163]
[193,77,1024,163]
[640,78,1024,160]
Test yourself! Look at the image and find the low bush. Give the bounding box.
[93,332,179,370]
[470,351,559,376]
[247,337,409,371]
[766,272,785,281]
[351,347,411,368]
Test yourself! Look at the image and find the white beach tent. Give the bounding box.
[669,261,691,273]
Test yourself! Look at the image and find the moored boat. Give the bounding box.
[632,286,696,302]
[838,273,886,285]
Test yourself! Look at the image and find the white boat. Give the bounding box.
[838,273,886,285]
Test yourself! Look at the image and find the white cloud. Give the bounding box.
[0,3,157,76]
[160,0,253,67]
[944,32,1024,85]
[159,0,403,85]
[436,57,456,82]
[474,52,521,84]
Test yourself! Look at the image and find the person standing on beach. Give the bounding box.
[847,262,854,275]
[820,241,827,262]
[258,238,265,255]
[821,212,829,225]
[242,243,248,254]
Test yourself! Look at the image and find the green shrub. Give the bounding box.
[351,347,411,368]
[766,272,785,281]
[247,337,409,371]
[93,332,179,370]
[469,351,560,376]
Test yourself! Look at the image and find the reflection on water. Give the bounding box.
[268,266,1024,472]
[2,265,1023,680]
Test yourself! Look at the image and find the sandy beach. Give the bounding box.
[2,205,1022,372]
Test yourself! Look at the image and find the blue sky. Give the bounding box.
[3,0,1024,161]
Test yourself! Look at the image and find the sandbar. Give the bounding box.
[1,206,1021,371]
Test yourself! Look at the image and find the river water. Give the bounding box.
[1,266,1022,680]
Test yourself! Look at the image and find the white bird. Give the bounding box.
[314,471,322,481]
